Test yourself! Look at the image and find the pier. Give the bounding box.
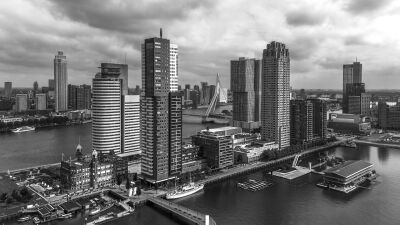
[148,197,217,225]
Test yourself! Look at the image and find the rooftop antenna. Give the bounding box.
[356,57,357,62]
[160,28,163,38]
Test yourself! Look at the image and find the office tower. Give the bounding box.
[185,84,190,90]
[169,92,183,176]
[16,94,28,112]
[378,101,400,129]
[141,31,182,183]
[4,82,12,99]
[122,95,141,155]
[170,44,179,92]
[309,99,327,139]
[200,82,209,105]
[54,51,68,112]
[92,64,127,154]
[230,58,261,131]
[343,62,362,113]
[261,41,291,149]
[48,79,55,91]
[346,83,366,114]
[35,93,47,110]
[290,100,313,144]
[133,85,141,95]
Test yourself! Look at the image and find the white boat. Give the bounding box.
[17,215,31,222]
[89,206,101,216]
[11,126,35,133]
[166,182,204,200]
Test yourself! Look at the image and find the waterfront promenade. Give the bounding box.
[354,139,400,149]
[198,138,347,186]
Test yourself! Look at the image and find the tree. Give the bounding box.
[0,193,7,201]
[5,196,13,204]
[125,178,131,190]
[136,187,141,196]
[116,175,123,186]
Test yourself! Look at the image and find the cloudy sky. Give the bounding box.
[0,0,399,89]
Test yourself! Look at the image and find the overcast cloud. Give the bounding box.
[0,0,399,89]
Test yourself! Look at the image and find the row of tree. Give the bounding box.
[262,137,337,161]
[0,116,69,130]
[0,187,33,205]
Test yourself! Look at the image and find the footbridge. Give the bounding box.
[148,197,217,225]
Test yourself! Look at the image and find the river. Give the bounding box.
[2,105,400,224]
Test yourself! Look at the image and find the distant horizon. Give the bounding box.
[1,0,400,89]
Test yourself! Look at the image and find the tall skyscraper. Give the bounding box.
[141,31,182,184]
[68,84,92,110]
[54,51,68,112]
[231,57,261,131]
[122,95,141,155]
[4,82,12,99]
[261,41,291,149]
[92,63,126,154]
[343,61,363,113]
[170,44,179,92]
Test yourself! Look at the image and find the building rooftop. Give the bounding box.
[201,126,241,133]
[324,160,372,179]
[60,201,81,212]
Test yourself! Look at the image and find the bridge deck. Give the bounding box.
[149,197,216,225]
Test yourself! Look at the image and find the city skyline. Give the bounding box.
[1,0,400,89]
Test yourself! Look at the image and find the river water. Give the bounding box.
[2,105,400,224]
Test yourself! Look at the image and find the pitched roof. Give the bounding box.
[324,160,372,178]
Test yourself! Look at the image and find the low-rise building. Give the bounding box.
[234,141,279,164]
[327,113,371,135]
[192,127,243,169]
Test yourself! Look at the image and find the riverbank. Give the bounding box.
[354,139,400,149]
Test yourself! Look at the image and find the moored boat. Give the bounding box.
[166,182,204,200]
[17,215,31,222]
[11,126,35,133]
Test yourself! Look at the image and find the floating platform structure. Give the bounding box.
[316,160,376,194]
[237,179,273,191]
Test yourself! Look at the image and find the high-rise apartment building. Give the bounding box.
[170,44,179,92]
[35,93,47,110]
[54,51,68,112]
[141,35,172,182]
[48,79,55,91]
[122,95,141,155]
[16,94,28,112]
[290,100,314,144]
[309,99,327,139]
[261,41,291,149]
[141,32,182,183]
[68,84,91,110]
[4,82,12,99]
[231,57,261,131]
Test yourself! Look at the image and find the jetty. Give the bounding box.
[148,197,217,225]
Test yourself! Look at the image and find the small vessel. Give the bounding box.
[11,126,35,133]
[32,217,40,224]
[166,182,204,199]
[89,206,101,216]
[17,215,31,222]
[60,213,73,219]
